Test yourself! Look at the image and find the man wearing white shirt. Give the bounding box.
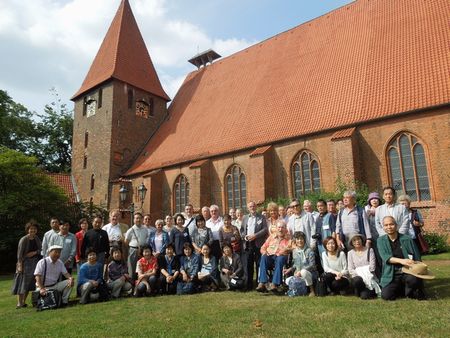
[375,187,409,236]
[303,200,319,223]
[287,200,316,249]
[124,213,149,281]
[206,204,223,259]
[103,210,128,252]
[143,214,156,236]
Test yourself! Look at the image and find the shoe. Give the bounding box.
[60,302,68,308]
[256,283,266,292]
[266,283,276,292]
[309,289,316,297]
[275,286,284,293]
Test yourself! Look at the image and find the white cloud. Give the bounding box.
[0,0,255,112]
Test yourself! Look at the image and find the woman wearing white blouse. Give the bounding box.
[321,236,349,295]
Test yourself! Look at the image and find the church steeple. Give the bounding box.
[72,0,169,101]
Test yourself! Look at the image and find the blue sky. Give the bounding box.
[0,0,353,113]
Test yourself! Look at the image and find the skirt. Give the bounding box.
[11,256,39,295]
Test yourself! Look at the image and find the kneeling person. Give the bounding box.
[78,248,108,304]
[34,245,74,307]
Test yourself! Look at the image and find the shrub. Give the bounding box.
[423,232,449,255]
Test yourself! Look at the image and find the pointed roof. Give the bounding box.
[126,0,450,175]
[72,0,169,101]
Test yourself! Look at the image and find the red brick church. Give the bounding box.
[71,0,450,234]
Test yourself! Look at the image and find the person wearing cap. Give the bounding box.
[365,192,381,241]
[347,234,378,299]
[377,216,428,300]
[34,245,74,307]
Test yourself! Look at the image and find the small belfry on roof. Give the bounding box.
[188,49,221,69]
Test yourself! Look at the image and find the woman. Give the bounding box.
[321,236,349,295]
[13,221,42,309]
[347,234,378,299]
[106,247,132,298]
[177,243,200,295]
[148,219,169,258]
[365,192,381,241]
[198,244,219,291]
[134,245,158,297]
[157,243,180,294]
[163,215,174,233]
[169,213,191,257]
[266,202,279,235]
[78,248,108,304]
[219,214,241,254]
[191,215,213,255]
[75,218,89,273]
[398,194,427,253]
[219,244,244,290]
[233,209,244,231]
[284,231,316,296]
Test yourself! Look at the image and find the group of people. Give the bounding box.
[12,186,435,309]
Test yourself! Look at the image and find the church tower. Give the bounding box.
[71,0,170,208]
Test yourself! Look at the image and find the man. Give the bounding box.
[256,221,290,292]
[287,199,316,249]
[124,212,149,280]
[183,204,196,235]
[303,200,319,222]
[336,191,372,250]
[201,206,211,222]
[375,186,409,236]
[206,205,223,259]
[47,221,77,273]
[315,199,336,264]
[34,245,74,307]
[241,201,268,290]
[143,213,156,236]
[377,216,429,300]
[41,218,60,256]
[102,210,129,252]
[326,199,338,217]
[81,215,110,265]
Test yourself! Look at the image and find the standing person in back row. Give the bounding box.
[336,191,372,251]
[287,199,316,249]
[124,213,149,281]
[81,216,110,265]
[206,205,224,260]
[241,201,268,290]
[375,187,409,237]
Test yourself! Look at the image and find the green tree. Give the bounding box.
[0,90,36,153]
[0,147,69,271]
[33,89,73,173]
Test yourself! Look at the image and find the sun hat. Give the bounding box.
[47,245,63,253]
[402,262,435,280]
[367,192,381,204]
[349,233,366,247]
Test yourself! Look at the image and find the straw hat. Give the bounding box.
[402,262,435,280]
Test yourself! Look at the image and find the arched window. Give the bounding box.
[226,165,247,210]
[90,174,95,191]
[174,175,189,213]
[387,133,431,201]
[292,151,321,198]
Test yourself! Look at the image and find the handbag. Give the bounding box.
[36,290,61,311]
[416,232,429,254]
[11,272,24,295]
[315,274,328,297]
[229,276,244,290]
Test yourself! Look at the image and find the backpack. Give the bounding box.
[287,276,308,297]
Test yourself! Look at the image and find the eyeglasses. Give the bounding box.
[291,204,300,208]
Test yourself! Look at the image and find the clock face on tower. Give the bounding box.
[136,101,149,118]
[86,100,96,117]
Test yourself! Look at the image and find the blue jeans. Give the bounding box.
[258,255,287,285]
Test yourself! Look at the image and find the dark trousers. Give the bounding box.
[242,245,261,290]
[324,272,349,293]
[135,276,157,297]
[351,276,375,299]
[211,240,222,261]
[157,275,177,295]
[381,273,423,301]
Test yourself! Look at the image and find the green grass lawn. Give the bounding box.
[1,260,449,338]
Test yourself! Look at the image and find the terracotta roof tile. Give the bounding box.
[47,173,78,203]
[250,146,272,157]
[126,0,450,175]
[189,159,209,168]
[72,0,169,101]
[331,127,356,141]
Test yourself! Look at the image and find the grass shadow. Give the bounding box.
[426,277,450,300]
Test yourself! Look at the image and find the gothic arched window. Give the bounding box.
[292,151,321,198]
[387,133,431,201]
[174,175,189,213]
[226,165,247,210]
